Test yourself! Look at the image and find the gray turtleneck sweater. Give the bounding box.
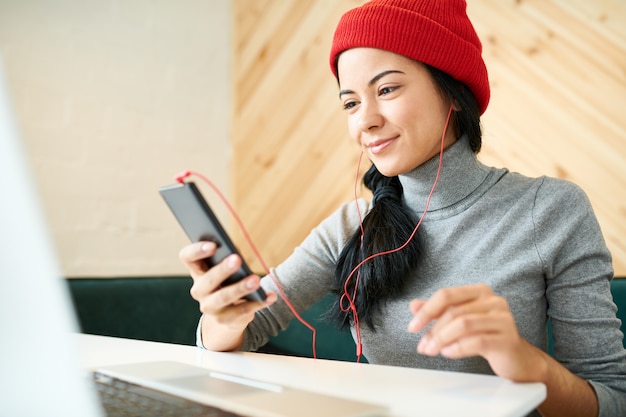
[204,137,625,416]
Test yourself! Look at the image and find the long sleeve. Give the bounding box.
[533,177,626,417]
[240,198,370,352]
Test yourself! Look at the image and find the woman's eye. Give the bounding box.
[343,101,358,110]
[379,86,397,96]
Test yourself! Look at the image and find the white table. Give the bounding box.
[77,334,545,417]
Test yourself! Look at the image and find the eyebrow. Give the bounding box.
[338,70,406,98]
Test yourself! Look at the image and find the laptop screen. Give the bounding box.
[0,58,103,416]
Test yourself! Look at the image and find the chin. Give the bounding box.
[372,164,402,178]
[372,159,416,177]
[375,153,437,176]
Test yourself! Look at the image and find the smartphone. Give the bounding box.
[159,182,266,302]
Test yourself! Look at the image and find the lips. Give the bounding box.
[367,137,397,155]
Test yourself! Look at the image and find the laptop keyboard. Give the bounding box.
[93,372,244,417]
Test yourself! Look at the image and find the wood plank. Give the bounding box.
[232,0,626,275]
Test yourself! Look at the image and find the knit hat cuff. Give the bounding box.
[330,2,490,114]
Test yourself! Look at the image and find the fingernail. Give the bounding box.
[440,344,455,357]
[418,337,437,356]
[408,315,423,331]
[245,277,257,289]
[417,336,428,353]
[201,242,215,252]
[227,255,239,269]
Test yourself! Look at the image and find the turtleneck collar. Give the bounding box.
[398,135,492,214]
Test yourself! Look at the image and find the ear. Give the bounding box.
[452,98,462,111]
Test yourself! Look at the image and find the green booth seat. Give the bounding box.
[67,277,357,360]
[67,277,626,362]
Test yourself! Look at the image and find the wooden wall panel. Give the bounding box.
[232,0,626,275]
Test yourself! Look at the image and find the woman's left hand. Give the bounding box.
[407,283,544,382]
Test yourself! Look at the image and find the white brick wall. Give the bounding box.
[0,0,232,276]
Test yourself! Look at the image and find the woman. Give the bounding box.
[179,1,626,416]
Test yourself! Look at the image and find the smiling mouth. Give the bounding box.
[367,137,397,155]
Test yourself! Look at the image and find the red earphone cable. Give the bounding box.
[348,151,365,360]
[345,103,455,361]
[175,103,453,363]
[175,170,318,359]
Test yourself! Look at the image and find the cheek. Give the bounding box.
[347,116,361,145]
[396,102,440,137]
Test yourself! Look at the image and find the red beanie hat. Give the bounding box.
[330,0,490,114]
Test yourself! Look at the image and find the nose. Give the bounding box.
[357,101,383,132]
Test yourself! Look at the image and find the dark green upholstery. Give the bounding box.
[67,277,200,346]
[67,277,626,361]
[66,277,358,360]
[612,278,626,332]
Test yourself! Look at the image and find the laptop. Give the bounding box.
[0,60,387,417]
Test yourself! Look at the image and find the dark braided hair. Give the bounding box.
[327,64,482,330]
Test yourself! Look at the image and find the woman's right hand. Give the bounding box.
[179,241,277,351]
